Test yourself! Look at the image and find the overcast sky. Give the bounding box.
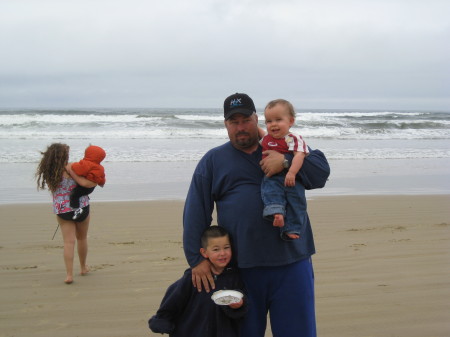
[1,0,449,110]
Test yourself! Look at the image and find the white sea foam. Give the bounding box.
[1,108,449,163]
[174,114,223,121]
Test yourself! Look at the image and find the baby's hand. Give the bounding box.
[228,298,243,309]
[284,172,296,187]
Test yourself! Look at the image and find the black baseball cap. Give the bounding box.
[223,93,256,120]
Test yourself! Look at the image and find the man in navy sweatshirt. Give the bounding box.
[183,93,317,337]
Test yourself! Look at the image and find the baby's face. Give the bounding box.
[264,104,295,139]
[202,236,232,269]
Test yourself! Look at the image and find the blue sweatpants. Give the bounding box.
[240,258,316,337]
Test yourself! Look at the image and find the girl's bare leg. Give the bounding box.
[58,218,76,284]
[75,215,90,275]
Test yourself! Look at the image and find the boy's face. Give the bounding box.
[264,104,295,139]
[200,236,232,269]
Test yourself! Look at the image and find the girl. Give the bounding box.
[36,143,97,284]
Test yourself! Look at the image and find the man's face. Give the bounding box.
[224,113,259,152]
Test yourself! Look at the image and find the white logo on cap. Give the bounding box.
[230,98,243,107]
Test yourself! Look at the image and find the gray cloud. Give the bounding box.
[0,0,449,109]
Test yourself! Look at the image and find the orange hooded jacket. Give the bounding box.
[72,145,106,187]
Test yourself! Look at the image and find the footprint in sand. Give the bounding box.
[2,265,38,270]
[90,263,115,271]
[349,243,367,251]
[43,245,63,249]
[389,238,411,243]
[163,256,177,261]
[21,304,44,313]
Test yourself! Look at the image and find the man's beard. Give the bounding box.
[233,131,258,149]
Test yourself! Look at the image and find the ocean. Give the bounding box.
[1,108,450,204]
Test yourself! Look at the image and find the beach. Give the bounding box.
[1,195,449,337]
[1,108,449,336]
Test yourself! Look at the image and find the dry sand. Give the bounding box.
[1,195,449,337]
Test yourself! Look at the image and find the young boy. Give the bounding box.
[67,145,106,220]
[259,99,309,240]
[148,226,247,337]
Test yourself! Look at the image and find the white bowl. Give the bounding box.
[211,290,243,305]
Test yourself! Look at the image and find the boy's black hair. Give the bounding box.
[201,226,229,249]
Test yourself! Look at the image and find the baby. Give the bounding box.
[67,145,106,219]
[259,99,309,240]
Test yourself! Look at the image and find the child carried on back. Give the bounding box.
[67,145,106,220]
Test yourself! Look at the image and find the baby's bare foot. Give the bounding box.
[273,214,284,227]
[65,276,73,284]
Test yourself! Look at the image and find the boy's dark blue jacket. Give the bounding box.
[148,266,247,337]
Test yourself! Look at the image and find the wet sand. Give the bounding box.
[0,195,449,336]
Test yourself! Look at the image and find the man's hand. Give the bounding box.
[260,150,285,177]
[191,259,216,293]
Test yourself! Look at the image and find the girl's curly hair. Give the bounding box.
[35,143,70,193]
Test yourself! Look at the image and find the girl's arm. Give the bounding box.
[66,163,97,188]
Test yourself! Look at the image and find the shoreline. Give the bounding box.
[2,192,450,206]
[1,195,449,337]
[2,157,450,205]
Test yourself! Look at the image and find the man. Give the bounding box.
[183,93,316,337]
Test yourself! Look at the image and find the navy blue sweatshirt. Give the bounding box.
[149,266,247,337]
[183,142,315,268]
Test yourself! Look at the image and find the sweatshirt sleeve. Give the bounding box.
[148,271,192,334]
[220,271,248,319]
[71,160,91,177]
[183,155,215,268]
[220,294,248,319]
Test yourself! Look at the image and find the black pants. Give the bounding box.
[70,185,96,208]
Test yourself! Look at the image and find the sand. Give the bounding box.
[1,195,449,337]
